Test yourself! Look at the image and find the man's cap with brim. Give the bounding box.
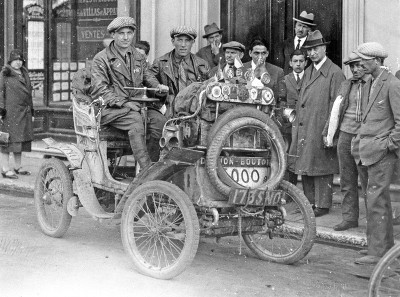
[354,42,388,60]
[170,26,197,40]
[293,11,317,27]
[302,30,330,49]
[203,23,223,38]
[343,52,362,65]
[222,41,245,52]
[107,17,137,33]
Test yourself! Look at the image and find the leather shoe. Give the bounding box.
[313,207,329,217]
[358,249,368,255]
[333,221,358,231]
[354,255,381,265]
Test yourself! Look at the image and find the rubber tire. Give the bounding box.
[207,106,284,146]
[121,180,200,279]
[368,244,400,297]
[206,116,286,196]
[243,180,316,264]
[34,158,73,238]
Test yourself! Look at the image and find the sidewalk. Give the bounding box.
[2,140,400,249]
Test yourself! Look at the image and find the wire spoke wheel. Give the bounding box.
[121,181,199,279]
[369,244,400,296]
[34,158,73,237]
[243,180,316,264]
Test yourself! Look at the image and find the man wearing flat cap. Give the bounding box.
[150,25,210,116]
[281,10,315,74]
[288,30,345,217]
[91,16,169,170]
[243,37,286,104]
[196,23,225,68]
[350,42,400,265]
[323,51,369,231]
[209,41,245,81]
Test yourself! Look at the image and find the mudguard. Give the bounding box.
[42,138,84,169]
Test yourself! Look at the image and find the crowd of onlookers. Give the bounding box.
[1,11,400,266]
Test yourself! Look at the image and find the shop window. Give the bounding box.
[24,0,45,107]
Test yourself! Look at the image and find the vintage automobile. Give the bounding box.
[34,78,316,280]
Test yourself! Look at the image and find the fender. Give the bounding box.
[42,138,84,169]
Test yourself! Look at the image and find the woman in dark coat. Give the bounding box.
[0,49,34,179]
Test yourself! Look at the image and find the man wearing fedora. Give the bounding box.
[323,51,369,231]
[351,42,400,265]
[196,23,225,69]
[281,10,315,75]
[288,30,345,217]
[151,26,210,116]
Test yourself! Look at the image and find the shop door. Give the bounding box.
[221,0,342,67]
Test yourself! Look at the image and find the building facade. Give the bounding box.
[2,0,400,141]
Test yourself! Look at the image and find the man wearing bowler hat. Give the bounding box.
[197,23,225,68]
[288,30,345,217]
[151,26,210,116]
[91,16,169,170]
[351,42,400,265]
[281,10,316,74]
[323,51,369,231]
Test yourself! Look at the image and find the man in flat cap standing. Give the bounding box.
[281,10,315,75]
[323,51,369,231]
[288,30,345,217]
[196,23,225,69]
[91,16,169,170]
[352,42,400,265]
[151,26,209,116]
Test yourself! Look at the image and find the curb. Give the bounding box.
[0,179,34,195]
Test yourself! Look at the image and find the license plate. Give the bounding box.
[220,156,270,188]
[228,188,283,206]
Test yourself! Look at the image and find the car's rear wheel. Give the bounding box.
[34,158,73,238]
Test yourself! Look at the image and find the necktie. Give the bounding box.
[296,39,301,50]
[355,81,363,122]
[296,74,300,84]
[178,60,187,92]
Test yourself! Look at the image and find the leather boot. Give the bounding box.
[128,132,151,169]
[147,137,160,162]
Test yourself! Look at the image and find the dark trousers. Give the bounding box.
[284,131,298,185]
[358,152,396,257]
[108,109,166,161]
[301,174,334,208]
[337,131,368,222]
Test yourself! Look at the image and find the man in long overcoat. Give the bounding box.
[288,30,345,217]
[91,17,168,169]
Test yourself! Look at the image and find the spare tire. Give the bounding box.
[206,116,286,196]
[207,106,283,146]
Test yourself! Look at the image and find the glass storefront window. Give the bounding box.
[51,0,117,103]
[24,0,45,107]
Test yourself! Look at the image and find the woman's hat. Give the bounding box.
[302,30,330,49]
[203,23,223,38]
[8,49,25,64]
[293,11,317,27]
